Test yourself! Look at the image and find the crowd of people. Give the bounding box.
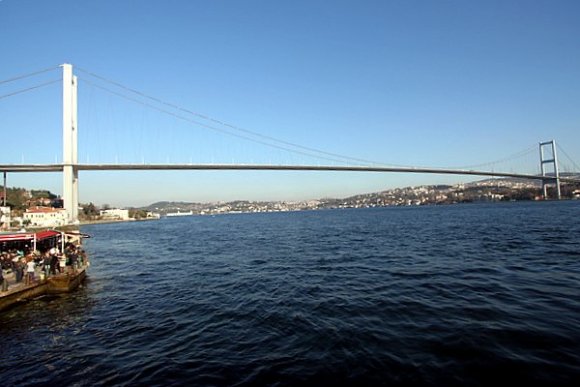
[0,243,87,292]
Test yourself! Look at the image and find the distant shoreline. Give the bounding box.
[83,199,580,227]
[78,218,158,226]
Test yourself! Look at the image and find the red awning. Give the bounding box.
[0,233,35,242]
[35,230,61,241]
[0,230,61,243]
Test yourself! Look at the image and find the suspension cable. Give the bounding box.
[76,67,402,167]
[77,66,555,174]
[449,145,537,170]
[0,66,60,86]
[556,144,580,172]
[81,78,358,165]
[0,79,61,100]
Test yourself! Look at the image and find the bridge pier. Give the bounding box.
[62,64,79,224]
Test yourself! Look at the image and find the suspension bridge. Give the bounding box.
[1,64,579,224]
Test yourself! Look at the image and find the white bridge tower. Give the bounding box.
[539,140,561,200]
[62,64,79,224]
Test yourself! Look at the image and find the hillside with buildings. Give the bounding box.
[0,188,64,230]
[1,177,578,229]
[143,177,580,216]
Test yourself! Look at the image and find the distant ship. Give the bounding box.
[166,210,193,217]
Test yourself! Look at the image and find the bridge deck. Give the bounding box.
[0,163,576,182]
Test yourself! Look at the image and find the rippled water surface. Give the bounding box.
[1,202,580,386]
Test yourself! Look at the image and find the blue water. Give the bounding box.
[1,202,579,386]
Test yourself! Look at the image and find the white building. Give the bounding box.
[0,206,11,230]
[100,208,130,220]
[147,212,161,219]
[24,206,67,227]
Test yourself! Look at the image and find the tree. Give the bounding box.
[3,187,28,210]
[82,203,98,218]
[129,208,148,219]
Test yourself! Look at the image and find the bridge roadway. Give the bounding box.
[0,163,578,183]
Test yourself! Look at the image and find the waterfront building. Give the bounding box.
[0,206,10,230]
[23,206,67,227]
[100,208,130,220]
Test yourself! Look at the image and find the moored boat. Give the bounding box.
[0,229,90,312]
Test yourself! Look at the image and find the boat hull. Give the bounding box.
[0,268,87,312]
[47,268,87,293]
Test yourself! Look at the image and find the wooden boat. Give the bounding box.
[47,266,88,293]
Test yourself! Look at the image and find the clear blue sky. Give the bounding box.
[1,0,579,207]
